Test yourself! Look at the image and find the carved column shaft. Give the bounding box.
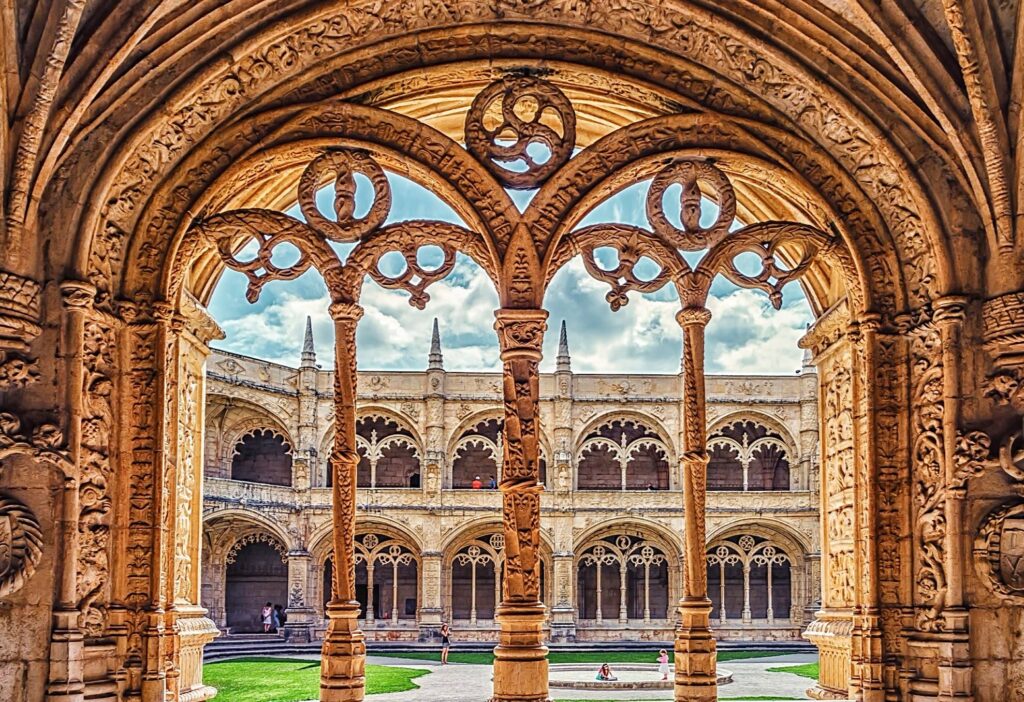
[673,307,717,702]
[491,308,548,702]
[850,318,884,701]
[321,302,366,702]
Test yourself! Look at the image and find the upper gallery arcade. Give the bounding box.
[0,2,1023,702]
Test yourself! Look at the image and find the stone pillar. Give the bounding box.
[45,281,92,702]
[673,306,717,702]
[905,298,974,701]
[491,308,549,702]
[321,302,366,702]
[165,293,223,702]
[548,553,576,641]
[284,550,316,642]
[801,302,857,701]
[418,552,444,640]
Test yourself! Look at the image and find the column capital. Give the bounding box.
[329,301,364,323]
[59,280,97,310]
[676,306,712,328]
[493,308,548,361]
[932,294,969,324]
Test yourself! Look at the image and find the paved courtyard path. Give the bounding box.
[295,652,819,701]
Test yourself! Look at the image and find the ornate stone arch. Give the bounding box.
[706,413,796,492]
[442,521,554,624]
[574,412,675,491]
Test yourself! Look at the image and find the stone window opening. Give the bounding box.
[451,417,547,488]
[576,534,670,623]
[706,534,793,625]
[230,429,293,486]
[707,420,791,491]
[448,532,546,624]
[576,418,671,490]
[353,533,419,624]
[332,414,420,489]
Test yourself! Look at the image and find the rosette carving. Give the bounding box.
[0,493,43,598]
[464,76,576,189]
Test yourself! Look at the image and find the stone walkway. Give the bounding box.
[293,652,820,701]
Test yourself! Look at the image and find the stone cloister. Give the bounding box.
[198,336,820,647]
[1,3,1023,702]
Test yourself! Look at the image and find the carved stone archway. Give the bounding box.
[9,5,1021,702]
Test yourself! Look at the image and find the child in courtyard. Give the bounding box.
[658,649,670,680]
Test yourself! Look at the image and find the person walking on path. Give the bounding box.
[440,623,451,665]
[261,602,273,633]
[658,649,670,681]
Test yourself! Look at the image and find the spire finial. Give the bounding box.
[300,316,316,367]
[428,317,444,370]
[556,320,571,373]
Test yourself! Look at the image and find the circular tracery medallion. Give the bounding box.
[976,501,1024,602]
[0,494,43,598]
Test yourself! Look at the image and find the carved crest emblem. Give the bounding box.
[999,517,1024,590]
[0,494,43,598]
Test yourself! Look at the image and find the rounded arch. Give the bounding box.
[573,518,684,569]
[318,407,425,488]
[446,411,552,488]
[574,412,675,491]
[61,17,962,316]
[706,518,813,558]
[442,520,554,623]
[707,410,799,455]
[574,410,675,457]
[205,394,296,481]
[309,516,425,567]
[203,508,296,558]
[707,413,796,492]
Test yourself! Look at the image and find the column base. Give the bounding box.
[804,610,854,700]
[45,608,84,702]
[490,601,551,702]
[284,606,317,642]
[673,598,717,702]
[321,602,367,702]
[176,607,220,702]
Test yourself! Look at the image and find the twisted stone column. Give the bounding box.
[321,302,366,702]
[491,308,549,702]
[674,307,717,701]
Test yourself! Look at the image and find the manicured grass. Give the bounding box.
[766,661,820,680]
[203,657,428,702]
[374,649,791,665]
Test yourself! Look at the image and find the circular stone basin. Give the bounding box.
[548,664,733,690]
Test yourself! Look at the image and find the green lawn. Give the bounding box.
[373,649,792,665]
[766,662,820,680]
[203,657,428,702]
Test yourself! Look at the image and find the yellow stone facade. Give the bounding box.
[200,333,822,646]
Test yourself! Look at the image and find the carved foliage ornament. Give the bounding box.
[0,494,43,598]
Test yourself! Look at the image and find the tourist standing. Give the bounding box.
[471,476,482,489]
[658,649,669,681]
[261,602,273,633]
[487,475,497,489]
[440,623,451,665]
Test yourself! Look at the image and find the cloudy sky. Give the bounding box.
[208,174,812,374]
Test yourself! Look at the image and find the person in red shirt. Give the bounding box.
[471,475,482,489]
